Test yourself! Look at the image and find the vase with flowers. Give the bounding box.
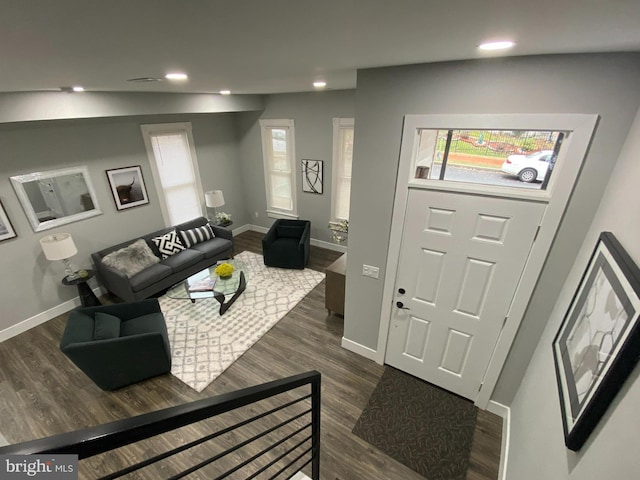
[215,262,235,279]
[328,219,349,243]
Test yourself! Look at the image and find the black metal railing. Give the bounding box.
[0,371,321,479]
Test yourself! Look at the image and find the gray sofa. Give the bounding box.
[92,217,233,302]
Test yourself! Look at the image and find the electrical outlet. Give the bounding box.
[362,264,380,279]
[254,211,259,218]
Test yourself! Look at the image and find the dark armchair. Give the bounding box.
[262,219,311,269]
[60,299,171,391]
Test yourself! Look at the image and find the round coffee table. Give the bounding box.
[166,259,247,315]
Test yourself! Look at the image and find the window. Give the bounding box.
[260,119,298,218]
[141,122,204,225]
[413,129,564,191]
[331,118,354,221]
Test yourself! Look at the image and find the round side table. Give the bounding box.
[62,269,101,307]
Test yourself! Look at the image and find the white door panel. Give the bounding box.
[386,188,546,399]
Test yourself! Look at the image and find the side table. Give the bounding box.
[62,269,101,307]
[325,253,347,316]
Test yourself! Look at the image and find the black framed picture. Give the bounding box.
[552,231,640,451]
[302,159,323,194]
[0,200,17,241]
[106,166,149,211]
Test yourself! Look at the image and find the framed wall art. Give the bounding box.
[302,159,323,194]
[106,166,149,211]
[0,200,17,241]
[552,231,640,451]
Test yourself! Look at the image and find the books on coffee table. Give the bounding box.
[188,277,216,292]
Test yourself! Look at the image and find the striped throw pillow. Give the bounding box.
[151,229,186,259]
[180,224,215,248]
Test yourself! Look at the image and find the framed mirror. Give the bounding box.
[10,166,102,232]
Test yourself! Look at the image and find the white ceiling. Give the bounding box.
[3,0,640,95]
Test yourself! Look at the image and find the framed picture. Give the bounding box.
[0,200,17,241]
[302,159,323,194]
[106,166,149,211]
[552,231,640,451]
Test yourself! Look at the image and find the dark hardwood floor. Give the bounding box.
[0,230,501,479]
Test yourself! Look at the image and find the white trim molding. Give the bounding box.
[0,286,105,343]
[486,401,511,480]
[341,336,378,361]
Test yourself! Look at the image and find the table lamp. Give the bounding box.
[205,190,225,220]
[40,233,81,280]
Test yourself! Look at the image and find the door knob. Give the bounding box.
[398,288,406,294]
[396,301,410,310]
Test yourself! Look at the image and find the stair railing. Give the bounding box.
[0,371,321,479]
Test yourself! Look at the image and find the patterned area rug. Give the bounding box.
[158,251,325,392]
[352,367,477,480]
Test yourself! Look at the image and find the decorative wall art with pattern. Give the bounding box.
[552,231,640,451]
[302,159,323,194]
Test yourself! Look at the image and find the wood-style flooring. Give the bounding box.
[0,230,502,479]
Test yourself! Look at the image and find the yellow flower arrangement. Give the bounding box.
[215,262,235,278]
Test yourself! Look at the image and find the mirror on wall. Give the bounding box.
[10,166,102,232]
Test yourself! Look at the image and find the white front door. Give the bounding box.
[386,188,545,399]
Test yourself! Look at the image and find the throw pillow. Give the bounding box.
[151,229,186,259]
[93,312,121,340]
[179,224,215,248]
[101,239,160,277]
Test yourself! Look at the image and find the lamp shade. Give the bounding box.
[40,233,78,261]
[205,190,225,208]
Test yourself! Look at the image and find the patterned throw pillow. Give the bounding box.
[179,224,215,248]
[101,239,160,277]
[151,229,186,259]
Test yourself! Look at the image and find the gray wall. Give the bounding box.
[507,104,640,479]
[236,90,356,241]
[344,53,640,405]
[0,113,245,331]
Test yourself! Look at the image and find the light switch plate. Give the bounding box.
[362,264,380,279]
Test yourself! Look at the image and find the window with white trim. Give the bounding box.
[259,119,298,218]
[140,122,205,225]
[331,118,354,222]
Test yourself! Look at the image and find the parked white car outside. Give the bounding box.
[500,150,554,183]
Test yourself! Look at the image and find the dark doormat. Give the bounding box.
[352,367,477,480]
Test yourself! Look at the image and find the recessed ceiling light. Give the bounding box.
[165,72,188,81]
[313,81,327,88]
[478,41,515,51]
[72,86,85,92]
[220,90,231,95]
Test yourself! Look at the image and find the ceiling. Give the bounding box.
[3,0,640,95]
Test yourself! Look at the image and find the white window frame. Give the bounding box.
[140,122,205,226]
[331,117,354,223]
[259,119,298,219]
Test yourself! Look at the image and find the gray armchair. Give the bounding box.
[262,219,311,269]
[60,299,171,391]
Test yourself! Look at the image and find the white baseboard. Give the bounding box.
[310,238,347,253]
[487,400,510,480]
[232,223,264,235]
[0,286,105,343]
[341,336,378,362]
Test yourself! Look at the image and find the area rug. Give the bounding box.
[158,251,325,392]
[352,367,477,480]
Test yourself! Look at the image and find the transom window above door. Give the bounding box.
[413,129,565,191]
